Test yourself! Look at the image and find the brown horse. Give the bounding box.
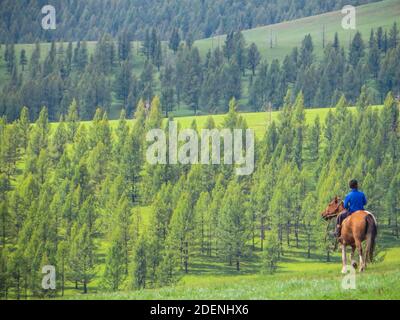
[322,196,377,273]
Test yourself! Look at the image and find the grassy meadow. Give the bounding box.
[73,105,383,139]
[63,230,400,300]
[4,0,400,72]
[195,0,400,61]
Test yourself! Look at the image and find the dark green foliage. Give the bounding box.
[0,87,399,298]
[0,0,379,43]
[247,43,261,76]
[103,238,126,291]
[262,231,280,274]
[1,24,400,122]
[169,28,181,53]
[388,22,399,49]
[19,49,27,71]
[115,60,133,106]
[349,31,365,67]
[218,179,250,271]
[132,236,147,290]
[118,30,131,62]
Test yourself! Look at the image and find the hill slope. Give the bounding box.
[0,0,398,120]
[195,0,400,61]
[6,0,400,64]
[0,0,380,43]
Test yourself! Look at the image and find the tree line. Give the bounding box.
[1,22,399,122]
[0,87,399,298]
[0,0,379,43]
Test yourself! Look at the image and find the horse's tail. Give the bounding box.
[365,213,377,263]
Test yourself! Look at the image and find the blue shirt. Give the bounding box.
[344,189,367,213]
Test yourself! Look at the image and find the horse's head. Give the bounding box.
[321,196,343,221]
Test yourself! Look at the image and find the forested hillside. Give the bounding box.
[1,0,400,301]
[0,0,380,43]
[1,22,399,122]
[0,90,399,298]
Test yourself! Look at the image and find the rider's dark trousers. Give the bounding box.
[336,210,352,225]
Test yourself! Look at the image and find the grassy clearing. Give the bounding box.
[195,0,400,61]
[71,105,382,139]
[63,239,400,300]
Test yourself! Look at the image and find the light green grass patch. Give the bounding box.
[195,0,400,62]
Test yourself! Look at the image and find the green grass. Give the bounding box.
[72,105,382,139]
[173,108,330,138]
[64,233,400,300]
[2,0,399,68]
[195,0,400,61]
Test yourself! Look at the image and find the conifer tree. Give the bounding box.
[160,65,175,117]
[66,99,79,143]
[0,248,9,298]
[261,230,280,274]
[293,92,305,169]
[218,179,250,271]
[194,192,211,255]
[132,235,147,289]
[0,174,9,248]
[169,28,181,53]
[169,191,195,273]
[206,177,224,256]
[114,109,129,165]
[56,241,68,296]
[118,30,131,62]
[388,22,399,49]
[349,31,365,68]
[49,117,68,163]
[306,115,321,162]
[386,171,400,238]
[5,43,16,74]
[29,42,41,78]
[68,223,96,294]
[233,32,247,76]
[124,100,146,203]
[0,123,19,180]
[302,193,317,258]
[19,49,27,72]
[299,34,314,69]
[17,107,30,152]
[115,60,132,106]
[247,43,261,76]
[115,195,132,275]
[103,236,125,291]
[140,61,154,102]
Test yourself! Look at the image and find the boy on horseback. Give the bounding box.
[334,179,367,238]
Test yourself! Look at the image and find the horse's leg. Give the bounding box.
[350,246,357,269]
[341,244,347,274]
[356,240,365,272]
